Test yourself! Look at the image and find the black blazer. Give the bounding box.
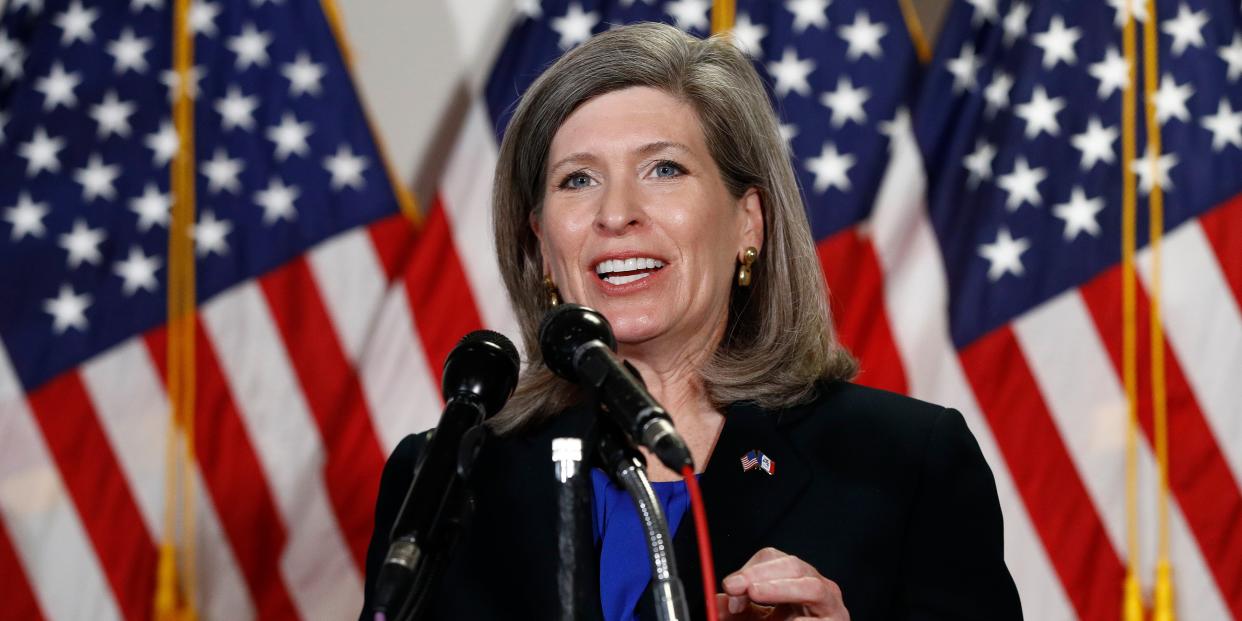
[361,381,1023,620]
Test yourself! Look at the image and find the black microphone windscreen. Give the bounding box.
[441,329,520,417]
[538,304,617,382]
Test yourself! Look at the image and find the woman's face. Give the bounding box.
[533,86,763,351]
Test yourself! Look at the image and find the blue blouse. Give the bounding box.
[590,468,693,621]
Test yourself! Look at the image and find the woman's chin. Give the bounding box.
[600,313,666,347]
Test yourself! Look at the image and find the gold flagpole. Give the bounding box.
[710,0,735,36]
[156,0,198,618]
[1142,0,1175,616]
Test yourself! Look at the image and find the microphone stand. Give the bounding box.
[596,418,691,621]
[552,437,588,621]
[380,424,489,621]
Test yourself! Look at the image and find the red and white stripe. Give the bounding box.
[199,282,363,620]
[1140,218,1242,487]
[1,348,120,621]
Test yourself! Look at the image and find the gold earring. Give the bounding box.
[737,246,758,287]
[543,275,561,307]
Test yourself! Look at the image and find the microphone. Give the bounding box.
[539,303,693,471]
[372,330,520,619]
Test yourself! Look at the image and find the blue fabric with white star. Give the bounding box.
[0,0,402,391]
[917,0,1242,348]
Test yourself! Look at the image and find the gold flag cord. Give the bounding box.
[1142,0,1175,618]
[1122,3,1137,616]
[156,0,199,618]
[1121,2,1143,617]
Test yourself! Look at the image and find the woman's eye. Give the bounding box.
[560,172,594,189]
[652,161,685,178]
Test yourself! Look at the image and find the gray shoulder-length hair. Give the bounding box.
[491,22,856,433]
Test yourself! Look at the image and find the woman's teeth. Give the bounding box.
[603,272,649,285]
[594,257,665,285]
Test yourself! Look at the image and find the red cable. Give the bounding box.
[682,464,718,620]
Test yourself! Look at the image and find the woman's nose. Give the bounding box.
[593,177,645,235]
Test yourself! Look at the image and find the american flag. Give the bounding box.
[0,0,442,619]
[740,449,759,472]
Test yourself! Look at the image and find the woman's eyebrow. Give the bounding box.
[547,141,693,174]
[547,152,596,173]
[634,141,692,157]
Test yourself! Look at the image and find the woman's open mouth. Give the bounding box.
[593,257,666,285]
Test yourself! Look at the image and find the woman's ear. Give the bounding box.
[530,210,551,274]
[737,188,765,252]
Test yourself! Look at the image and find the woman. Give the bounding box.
[363,22,1021,621]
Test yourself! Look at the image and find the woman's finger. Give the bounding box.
[736,554,821,584]
[715,592,781,620]
[714,592,749,616]
[746,576,845,617]
[723,548,804,595]
[742,547,789,567]
[727,594,750,615]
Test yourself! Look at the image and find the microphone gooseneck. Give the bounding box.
[539,304,693,472]
[372,330,520,620]
[596,417,691,621]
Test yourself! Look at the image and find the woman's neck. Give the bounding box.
[618,336,726,482]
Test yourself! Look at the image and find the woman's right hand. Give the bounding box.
[713,547,850,621]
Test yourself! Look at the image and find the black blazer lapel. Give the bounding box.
[667,400,812,619]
